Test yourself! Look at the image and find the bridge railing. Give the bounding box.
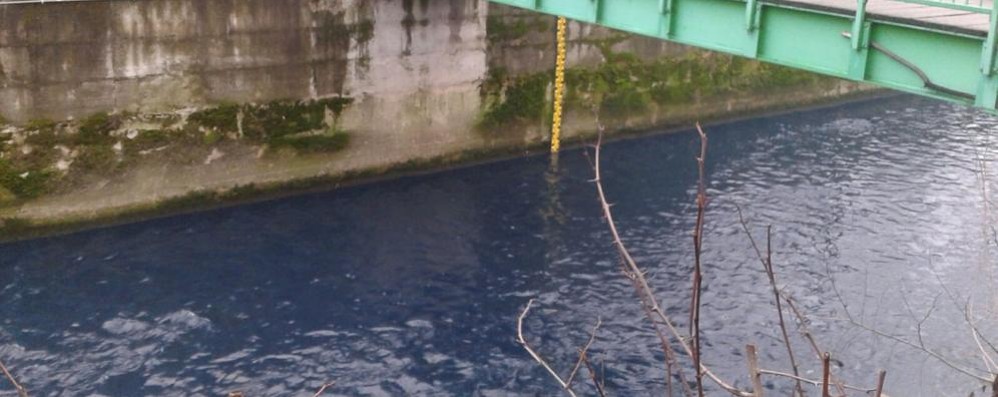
[894,0,992,14]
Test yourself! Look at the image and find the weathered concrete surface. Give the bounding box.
[0,0,874,237]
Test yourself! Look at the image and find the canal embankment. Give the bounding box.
[0,0,876,239]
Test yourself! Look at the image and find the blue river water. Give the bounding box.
[2,95,998,396]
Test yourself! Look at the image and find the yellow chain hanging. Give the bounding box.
[551,17,567,154]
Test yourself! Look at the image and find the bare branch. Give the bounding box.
[566,317,602,388]
[745,345,764,397]
[835,265,998,384]
[735,207,804,397]
[756,369,876,393]
[311,382,335,397]
[0,359,26,397]
[689,122,708,397]
[874,370,886,397]
[516,299,579,397]
[589,119,751,397]
[820,353,830,397]
[582,353,608,397]
[966,301,998,374]
[842,318,991,382]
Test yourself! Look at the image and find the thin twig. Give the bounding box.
[756,369,875,393]
[311,382,335,397]
[821,353,830,397]
[966,301,998,373]
[841,318,990,382]
[874,370,886,397]
[0,359,26,397]
[516,299,579,397]
[745,345,764,397]
[735,207,805,397]
[582,353,608,397]
[589,119,749,397]
[781,294,847,395]
[689,122,708,397]
[566,317,602,388]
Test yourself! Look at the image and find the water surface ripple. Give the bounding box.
[2,95,998,396]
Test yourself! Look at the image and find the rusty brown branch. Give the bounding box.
[689,122,708,397]
[874,370,886,397]
[589,119,750,397]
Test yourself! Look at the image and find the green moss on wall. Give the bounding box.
[480,47,837,129]
[73,145,118,173]
[76,112,119,145]
[124,130,171,153]
[0,96,355,209]
[188,97,354,148]
[269,131,350,154]
[188,103,240,134]
[486,15,549,44]
[478,68,551,129]
[0,158,53,200]
[25,118,56,132]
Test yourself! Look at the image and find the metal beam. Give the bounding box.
[490,0,998,112]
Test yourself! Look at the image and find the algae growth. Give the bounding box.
[0,97,354,208]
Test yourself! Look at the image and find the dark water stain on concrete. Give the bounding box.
[448,0,466,43]
[402,0,416,56]
[313,10,351,95]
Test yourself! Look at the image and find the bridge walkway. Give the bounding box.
[782,0,991,35]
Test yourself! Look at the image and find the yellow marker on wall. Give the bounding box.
[551,17,567,154]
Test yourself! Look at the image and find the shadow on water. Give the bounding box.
[1,95,997,396]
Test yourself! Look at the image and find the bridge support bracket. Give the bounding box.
[745,0,760,31]
[850,0,868,50]
[846,0,870,80]
[591,0,602,23]
[975,1,998,108]
[659,0,675,37]
[744,0,763,57]
[847,22,872,79]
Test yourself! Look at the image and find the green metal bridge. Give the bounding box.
[492,0,998,113]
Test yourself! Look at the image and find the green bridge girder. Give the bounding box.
[490,0,998,113]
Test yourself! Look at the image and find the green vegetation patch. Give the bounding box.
[125,130,171,152]
[187,103,240,135]
[480,45,836,129]
[0,185,15,205]
[74,145,118,173]
[269,132,350,154]
[486,15,550,44]
[25,118,57,132]
[0,158,54,200]
[76,112,119,145]
[479,68,551,129]
[189,98,353,137]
